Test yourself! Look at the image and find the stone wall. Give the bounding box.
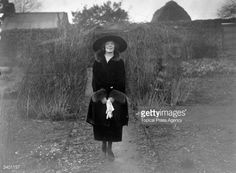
[0,28,60,66]
[161,19,224,60]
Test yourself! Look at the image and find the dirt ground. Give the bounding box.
[0,67,236,173]
[133,73,236,173]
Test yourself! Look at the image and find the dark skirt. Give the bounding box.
[93,125,123,142]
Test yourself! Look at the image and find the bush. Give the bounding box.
[120,23,197,107]
[1,29,59,66]
[191,40,218,59]
[181,57,236,77]
[13,22,219,119]
[16,28,90,120]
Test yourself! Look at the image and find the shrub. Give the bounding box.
[13,22,218,119]
[121,23,197,107]
[181,57,236,77]
[16,27,90,120]
[191,40,218,59]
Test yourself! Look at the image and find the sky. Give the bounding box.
[36,0,226,23]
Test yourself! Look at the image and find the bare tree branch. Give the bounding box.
[11,0,41,12]
[72,1,129,29]
[217,0,236,18]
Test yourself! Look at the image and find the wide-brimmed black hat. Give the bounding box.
[93,35,127,52]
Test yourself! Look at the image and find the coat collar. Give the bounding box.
[95,50,120,63]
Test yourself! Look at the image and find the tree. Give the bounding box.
[217,0,236,18]
[11,0,41,12]
[72,1,129,29]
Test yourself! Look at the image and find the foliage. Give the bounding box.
[72,1,129,30]
[118,23,197,107]
[15,27,90,120]
[1,29,59,66]
[176,21,222,60]
[181,57,236,77]
[11,0,42,12]
[6,20,224,119]
[217,0,236,18]
[190,40,218,59]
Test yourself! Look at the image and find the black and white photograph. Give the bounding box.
[0,0,236,172]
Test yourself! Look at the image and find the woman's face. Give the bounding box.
[105,41,115,53]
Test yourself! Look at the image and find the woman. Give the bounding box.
[86,35,129,161]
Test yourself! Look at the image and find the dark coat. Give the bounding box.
[86,51,129,127]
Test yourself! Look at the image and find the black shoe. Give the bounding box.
[107,149,115,161]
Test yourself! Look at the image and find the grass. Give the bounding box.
[133,69,236,173]
[0,97,107,173]
[1,21,235,172]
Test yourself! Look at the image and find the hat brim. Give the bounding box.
[93,35,127,52]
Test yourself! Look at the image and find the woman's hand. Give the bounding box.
[101,97,107,104]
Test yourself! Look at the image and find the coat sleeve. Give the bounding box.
[92,61,104,92]
[113,59,126,93]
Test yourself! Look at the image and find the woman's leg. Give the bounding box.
[102,141,107,153]
[107,141,112,150]
[107,141,115,161]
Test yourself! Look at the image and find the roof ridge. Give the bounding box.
[13,12,67,15]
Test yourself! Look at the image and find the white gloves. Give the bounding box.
[106,98,114,119]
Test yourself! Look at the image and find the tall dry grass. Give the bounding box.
[122,24,197,108]
[16,27,91,120]
[13,23,198,120]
